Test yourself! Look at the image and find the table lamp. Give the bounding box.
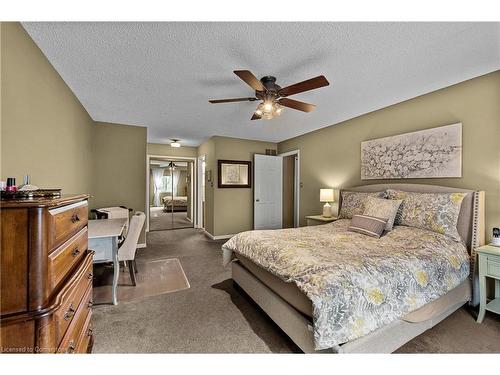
[320,188,334,217]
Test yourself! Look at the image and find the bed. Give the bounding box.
[222,183,485,353]
[162,195,188,212]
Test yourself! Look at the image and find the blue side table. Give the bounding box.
[476,245,500,323]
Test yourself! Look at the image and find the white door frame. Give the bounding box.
[146,154,198,232]
[278,149,300,228]
[197,154,205,229]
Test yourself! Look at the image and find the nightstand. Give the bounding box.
[306,215,337,226]
[476,245,500,323]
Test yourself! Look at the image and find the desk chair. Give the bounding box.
[117,212,145,286]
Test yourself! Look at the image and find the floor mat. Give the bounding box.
[93,258,190,305]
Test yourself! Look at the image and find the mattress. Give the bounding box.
[235,253,471,323]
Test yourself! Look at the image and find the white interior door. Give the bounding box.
[254,154,283,230]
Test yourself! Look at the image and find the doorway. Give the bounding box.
[253,151,300,230]
[280,150,300,228]
[147,156,195,231]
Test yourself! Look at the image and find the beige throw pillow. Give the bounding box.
[338,191,386,219]
[348,215,388,238]
[363,196,403,232]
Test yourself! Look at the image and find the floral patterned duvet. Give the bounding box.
[222,219,470,350]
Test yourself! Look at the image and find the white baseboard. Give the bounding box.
[137,243,147,249]
[203,230,235,240]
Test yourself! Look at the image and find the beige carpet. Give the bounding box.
[149,207,193,231]
[93,258,190,305]
[91,229,500,353]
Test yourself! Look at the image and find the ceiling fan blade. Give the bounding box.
[209,97,257,104]
[278,98,316,112]
[251,113,262,120]
[234,70,265,91]
[278,75,329,97]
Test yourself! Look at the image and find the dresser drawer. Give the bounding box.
[48,201,88,249]
[37,253,93,352]
[48,227,88,292]
[75,316,93,353]
[51,256,93,346]
[57,284,93,354]
[487,257,500,278]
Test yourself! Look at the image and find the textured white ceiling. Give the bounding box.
[22,22,500,146]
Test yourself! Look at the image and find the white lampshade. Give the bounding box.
[320,188,334,202]
[170,139,181,148]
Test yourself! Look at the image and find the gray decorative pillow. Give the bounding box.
[363,196,403,232]
[386,189,466,241]
[348,214,388,238]
[339,191,385,219]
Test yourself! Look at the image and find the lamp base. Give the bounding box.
[322,203,332,218]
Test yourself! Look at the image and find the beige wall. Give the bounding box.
[1,22,93,194]
[91,122,147,242]
[147,142,197,158]
[1,23,149,243]
[278,71,500,239]
[199,136,277,236]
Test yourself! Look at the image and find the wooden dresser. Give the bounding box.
[0,194,93,353]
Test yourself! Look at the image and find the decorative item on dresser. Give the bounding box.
[305,215,337,226]
[0,194,93,353]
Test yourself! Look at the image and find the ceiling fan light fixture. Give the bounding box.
[254,101,283,120]
[209,70,329,120]
[263,101,273,112]
[170,139,181,148]
[273,103,283,117]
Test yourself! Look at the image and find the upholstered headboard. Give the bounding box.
[342,183,485,250]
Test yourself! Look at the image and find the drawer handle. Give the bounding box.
[71,246,80,257]
[71,213,81,223]
[67,341,76,353]
[88,272,93,280]
[63,304,76,321]
[88,299,94,309]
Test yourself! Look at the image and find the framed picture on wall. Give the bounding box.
[217,160,251,188]
[361,123,462,179]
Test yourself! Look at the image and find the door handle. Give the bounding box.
[255,199,260,202]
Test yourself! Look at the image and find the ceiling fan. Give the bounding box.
[209,70,330,120]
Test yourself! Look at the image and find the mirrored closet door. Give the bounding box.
[149,158,194,231]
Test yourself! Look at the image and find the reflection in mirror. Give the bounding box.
[149,158,194,231]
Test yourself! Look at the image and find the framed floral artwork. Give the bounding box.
[361,123,462,179]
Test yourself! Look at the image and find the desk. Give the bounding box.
[88,218,127,305]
